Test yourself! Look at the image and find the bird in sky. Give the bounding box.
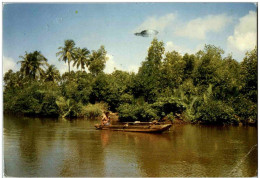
[134,30,159,37]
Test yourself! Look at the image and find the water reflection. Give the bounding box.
[4,114,257,177]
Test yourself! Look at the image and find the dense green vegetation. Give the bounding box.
[4,39,257,125]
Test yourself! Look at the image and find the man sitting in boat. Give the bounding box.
[101,111,110,126]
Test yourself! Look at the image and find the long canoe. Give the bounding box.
[95,123,172,133]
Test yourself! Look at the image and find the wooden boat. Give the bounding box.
[95,122,172,133]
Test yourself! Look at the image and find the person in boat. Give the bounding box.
[101,111,111,126]
[152,120,159,125]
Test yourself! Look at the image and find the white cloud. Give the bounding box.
[126,65,139,73]
[3,56,18,74]
[165,41,203,55]
[56,62,83,74]
[104,54,140,74]
[227,11,257,52]
[134,13,176,32]
[175,14,232,40]
[104,54,123,74]
[57,63,69,74]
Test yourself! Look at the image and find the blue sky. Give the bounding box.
[3,3,257,74]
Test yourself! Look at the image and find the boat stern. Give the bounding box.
[160,124,172,131]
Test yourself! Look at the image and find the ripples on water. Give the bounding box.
[4,114,258,177]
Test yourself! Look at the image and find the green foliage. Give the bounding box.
[134,38,165,103]
[240,47,257,103]
[55,96,87,118]
[120,93,134,104]
[213,55,241,100]
[117,102,158,122]
[191,84,237,125]
[146,38,165,65]
[55,96,71,118]
[231,95,257,124]
[4,81,60,117]
[3,39,257,125]
[183,53,195,79]
[90,71,134,111]
[73,47,90,71]
[152,96,185,118]
[195,99,237,125]
[44,65,60,82]
[56,39,76,73]
[193,45,224,87]
[75,72,94,104]
[4,70,24,90]
[82,103,107,119]
[18,51,49,80]
[88,45,108,76]
[161,51,186,88]
[166,112,175,122]
[60,71,94,105]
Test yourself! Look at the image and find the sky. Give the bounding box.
[3,3,257,74]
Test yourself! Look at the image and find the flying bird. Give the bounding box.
[134,30,159,37]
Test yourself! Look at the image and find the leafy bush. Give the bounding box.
[120,93,134,104]
[55,97,89,118]
[166,112,175,122]
[231,95,257,124]
[55,96,72,118]
[117,102,158,122]
[4,81,60,117]
[194,100,238,125]
[152,96,185,118]
[39,91,59,117]
[82,102,108,119]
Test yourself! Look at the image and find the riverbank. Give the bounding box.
[5,111,256,127]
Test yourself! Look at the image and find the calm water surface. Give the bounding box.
[4,114,257,177]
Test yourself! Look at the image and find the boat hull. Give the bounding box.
[95,124,172,133]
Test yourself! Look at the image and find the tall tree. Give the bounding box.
[161,51,185,88]
[44,65,60,82]
[88,45,108,76]
[240,47,257,102]
[134,38,165,102]
[73,47,90,71]
[18,51,48,79]
[193,45,224,87]
[56,40,76,73]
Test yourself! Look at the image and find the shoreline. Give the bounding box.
[3,112,257,127]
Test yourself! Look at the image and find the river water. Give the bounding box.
[4,114,257,177]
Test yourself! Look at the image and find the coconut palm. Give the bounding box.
[44,65,60,82]
[18,51,48,79]
[18,52,30,77]
[73,47,90,71]
[56,40,76,73]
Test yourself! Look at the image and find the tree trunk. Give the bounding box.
[68,60,70,73]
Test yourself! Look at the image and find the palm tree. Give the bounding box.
[18,52,30,77]
[56,40,76,73]
[44,65,60,82]
[18,51,48,79]
[73,47,90,71]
